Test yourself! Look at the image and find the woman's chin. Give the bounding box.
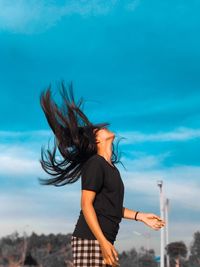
[110,133,115,140]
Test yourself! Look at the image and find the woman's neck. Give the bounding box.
[97,142,113,163]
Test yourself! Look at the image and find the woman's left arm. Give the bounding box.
[122,207,142,221]
[122,206,166,230]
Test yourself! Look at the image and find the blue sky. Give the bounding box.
[0,0,200,255]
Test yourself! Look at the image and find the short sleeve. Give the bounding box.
[81,157,104,193]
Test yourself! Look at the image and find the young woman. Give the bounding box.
[38,81,165,267]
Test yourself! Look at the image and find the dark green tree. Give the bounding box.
[189,231,200,267]
[166,241,187,267]
[138,247,157,267]
[119,248,139,267]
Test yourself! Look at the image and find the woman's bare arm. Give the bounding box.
[122,206,143,221]
[81,189,107,244]
[122,206,165,231]
[81,190,120,266]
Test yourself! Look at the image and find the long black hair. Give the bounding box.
[38,80,124,186]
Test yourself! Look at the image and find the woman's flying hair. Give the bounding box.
[38,80,124,187]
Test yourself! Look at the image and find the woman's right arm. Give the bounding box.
[81,189,119,266]
[81,189,107,244]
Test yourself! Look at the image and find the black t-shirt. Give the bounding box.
[72,154,124,244]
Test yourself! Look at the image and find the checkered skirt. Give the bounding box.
[71,235,112,267]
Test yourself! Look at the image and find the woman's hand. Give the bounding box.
[99,239,120,266]
[137,212,166,230]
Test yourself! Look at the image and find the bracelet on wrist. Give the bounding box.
[135,211,139,221]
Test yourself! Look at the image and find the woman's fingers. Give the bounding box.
[104,250,120,266]
[152,214,163,221]
[154,221,165,230]
[112,247,119,261]
[151,214,166,225]
[151,213,165,223]
[101,241,120,266]
[109,253,119,266]
[146,219,165,230]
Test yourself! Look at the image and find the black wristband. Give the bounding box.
[135,211,139,221]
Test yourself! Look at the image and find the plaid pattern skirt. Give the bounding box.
[71,235,112,267]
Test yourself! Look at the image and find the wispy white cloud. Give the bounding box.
[0,126,200,176]
[0,187,80,237]
[1,125,199,144]
[0,0,139,34]
[117,126,200,144]
[3,134,199,213]
[0,130,50,138]
[0,154,40,176]
[0,130,52,176]
[1,141,200,254]
[120,164,200,212]
[0,143,42,176]
[0,128,200,254]
[1,158,196,253]
[120,151,171,170]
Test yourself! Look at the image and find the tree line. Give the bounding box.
[0,230,199,267]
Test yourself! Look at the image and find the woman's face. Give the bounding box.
[93,127,115,143]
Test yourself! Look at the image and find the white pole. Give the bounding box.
[157,180,165,267]
[165,198,170,267]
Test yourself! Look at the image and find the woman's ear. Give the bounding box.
[93,127,99,133]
